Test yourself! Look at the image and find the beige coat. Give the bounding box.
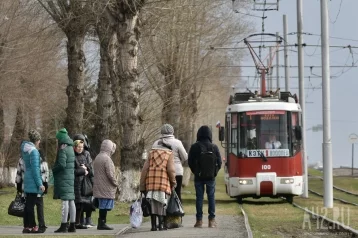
[93,140,118,199]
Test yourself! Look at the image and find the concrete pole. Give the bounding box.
[352,143,354,176]
[267,58,271,91]
[283,15,290,91]
[297,0,308,198]
[276,32,280,89]
[321,0,333,208]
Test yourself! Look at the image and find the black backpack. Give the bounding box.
[196,142,218,180]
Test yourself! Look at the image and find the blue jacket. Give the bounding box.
[21,141,43,194]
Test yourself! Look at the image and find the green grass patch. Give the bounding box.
[333,177,358,194]
[243,198,306,238]
[308,168,323,177]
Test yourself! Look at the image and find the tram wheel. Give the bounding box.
[237,196,243,204]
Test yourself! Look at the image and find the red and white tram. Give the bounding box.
[219,91,304,203]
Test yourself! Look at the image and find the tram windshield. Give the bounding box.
[228,110,300,158]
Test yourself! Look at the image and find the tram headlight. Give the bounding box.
[239,179,253,185]
[280,178,294,184]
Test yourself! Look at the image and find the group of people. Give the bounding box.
[16,123,222,233]
[17,128,118,233]
[140,124,222,231]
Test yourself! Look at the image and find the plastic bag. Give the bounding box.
[8,193,25,217]
[130,199,143,228]
[166,190,185,216]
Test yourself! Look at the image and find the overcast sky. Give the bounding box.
[234,0,358,168]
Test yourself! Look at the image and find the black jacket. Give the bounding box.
[74,150,93,204]
[188,126,222,181]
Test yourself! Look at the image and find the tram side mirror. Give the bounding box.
[219,126,225,141]
[294,126,302,141]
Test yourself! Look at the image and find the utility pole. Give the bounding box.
[283,15,290,91]
[297,0,308,198]
[321,0,333,208]
[276,32,280,89]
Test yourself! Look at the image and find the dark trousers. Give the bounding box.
[75,203,84,224]
[175,175,183,202]
[99,209,108,220]
[194,180,216,220]
[35,197,45,227]
[23,193,37,228]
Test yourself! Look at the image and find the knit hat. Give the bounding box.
[56,128,68,142]
[161,124,174,135]
[28,129,41,143]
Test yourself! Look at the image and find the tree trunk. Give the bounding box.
[0,100,4,150]
[64,32,86,135]
[117,14,144,202]
[6,105,26,167]
[94,25,114,155]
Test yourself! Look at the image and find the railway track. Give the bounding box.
[239,197,358,237]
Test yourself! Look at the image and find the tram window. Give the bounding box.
[291,112,301,154]
[238,111,290,157]
[230,113,238,155]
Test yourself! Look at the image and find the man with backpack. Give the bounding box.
[188,125,222,228]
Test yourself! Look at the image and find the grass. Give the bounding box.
[243,198,306,238]
[292,177,358,230]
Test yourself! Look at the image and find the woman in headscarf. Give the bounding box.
[152,124,187,202]
[140,138,177,231]
[93,139,118,230]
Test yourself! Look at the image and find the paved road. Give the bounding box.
[119,215,248,238]
[0,215,247,237]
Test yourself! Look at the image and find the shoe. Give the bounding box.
[22,227,32,233]
[31,226,39,233]
[97,218,113,230]
[68,223,76,233]
[85,217,95,227]
[208,218,217,228]
[75,224,88,229]
[54,223,68,233]
[37,226,46,233]
[194,220,203,228]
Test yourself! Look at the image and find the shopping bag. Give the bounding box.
[166,190,184,216]
[141,196,151,217]
[81,176,93,196]
[8,193,25,217]
[129,199,143,228]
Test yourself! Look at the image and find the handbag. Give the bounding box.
[81,176,93,196]
[166,190,184,216]
[141,196,151,217]
[8,193,25,217]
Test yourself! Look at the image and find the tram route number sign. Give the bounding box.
[247,149,289,157]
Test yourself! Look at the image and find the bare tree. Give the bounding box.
[105,0,146,201]
[142,0,251,144]
[37,0,93,135]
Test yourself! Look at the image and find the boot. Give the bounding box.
[68,222,76,232]
[97,218,113,230]
[158,216,167,231]
[194,219,203,228]
[150,215,157,231]
[54,223,68,233]
[208,218,217,228]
